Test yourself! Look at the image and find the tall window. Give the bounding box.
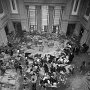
[48,6,54,32]
[11,0,15,10]
[28,6,37,31]
[9,0,18,13]
[71,0,81,15]
[54,6,61,25]
[53,6,61,33]
[0,0,4,18]
[84,1,90,20]
[42,6,49,32]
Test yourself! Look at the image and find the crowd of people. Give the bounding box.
[22,40,76,89]
[0,34,89,90]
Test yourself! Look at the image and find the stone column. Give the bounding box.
[48,6,54,33]
[61,0,73,34]
[73,22,81,36]
[18,0,29,31]
[7,20,15,33]
[80,29,88,45]
[36,5,42,33]
[84,13,90,52]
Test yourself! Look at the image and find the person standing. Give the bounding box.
[31,73,37,90]
[80,61,86,73]
[69,53,74,64]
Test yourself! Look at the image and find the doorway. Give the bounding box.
[79,27,84,39]
[4,25,9,35]
[13,21,23,38]
[66,23,76,37]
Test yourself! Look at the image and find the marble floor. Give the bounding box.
[65,53,90,90]
[18,53,90,90]
[0,34,90,90]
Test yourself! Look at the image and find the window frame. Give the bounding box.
[28,5,37,31]
[53,6,61,25]
[41,5,49,31]
[84,1,90,20]
[71,0,81,15]
[9,0,18,14]
[52,25,59,33]
[0,0,4,18]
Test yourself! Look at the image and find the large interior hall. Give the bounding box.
[0,0,90,90]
